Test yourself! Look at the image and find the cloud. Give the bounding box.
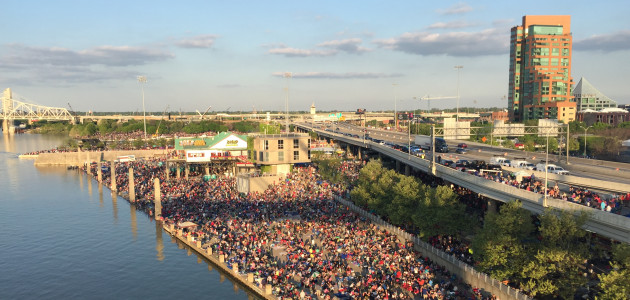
[268,38,370,57]
[217,84,242,88]
[1,43,174,67]
[0,44,172,85]
[317,38,370,54]
[574,30,630,52]
[374,28,508,57]
[438,2,473,15]
[176,35,218,49]
[427,21,479,29]
[268,47,337,57]
[271,71,402,79]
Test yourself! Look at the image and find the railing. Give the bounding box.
[333,195,531,300]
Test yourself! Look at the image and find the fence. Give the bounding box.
[332,195,531,300]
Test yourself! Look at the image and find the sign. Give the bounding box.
[175,137,213,150]
[185,150,211,162]
[212,135,247,149]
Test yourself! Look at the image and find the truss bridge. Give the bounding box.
[1,88,74,134]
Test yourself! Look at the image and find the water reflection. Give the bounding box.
[111,192,118,222]
[130,205,138,241]
[155,220,164,261]
[3,133,15,153]
[98,183,104,208]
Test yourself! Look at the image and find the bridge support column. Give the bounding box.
[154,178,162,219]
[165,162,170,180]
[358,148,362,160]
[2,119,9,135]
[176,164,181,179]
[405,164,410,176]
[97,161,102,182]
[205,166,210,176]
[110,161,117,192]
[396,160,401,173]
[487,199,498,214]
[185,164,189,180]
[128,167,135,202]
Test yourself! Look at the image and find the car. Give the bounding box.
[457,143,468,148]
[441,159,455,167]
[514,143,524,149]
[456,147,468,154]
[456,159,471,166]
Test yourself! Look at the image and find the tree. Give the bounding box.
[472,200,534,282]
[597,243,630,299]
[520,209,590,298]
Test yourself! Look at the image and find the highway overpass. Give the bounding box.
[295,123,630,244]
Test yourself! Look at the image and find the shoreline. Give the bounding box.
[81,168,275,300]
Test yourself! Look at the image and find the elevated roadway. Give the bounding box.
[296,123,630,244]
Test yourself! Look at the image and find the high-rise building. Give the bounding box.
[508,15,576,123]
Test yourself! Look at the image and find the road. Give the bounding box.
[314,122,630,186]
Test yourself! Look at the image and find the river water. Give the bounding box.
[0,133,256,300]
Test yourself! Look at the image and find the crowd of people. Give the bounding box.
[82,158,496,299]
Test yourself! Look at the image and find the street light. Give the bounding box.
[454,66,463,123]
[283,72,292,133]
[583,125,593,157]
[544,133,549,207]
[137,75,147,140]
[393,83,398,131]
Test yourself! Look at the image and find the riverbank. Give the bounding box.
[79,163,272,300]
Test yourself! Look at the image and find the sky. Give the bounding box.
[1,0,629,114]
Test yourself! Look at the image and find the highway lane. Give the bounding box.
[313,122,630,185]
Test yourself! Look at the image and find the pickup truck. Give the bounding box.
[535,163,569,175]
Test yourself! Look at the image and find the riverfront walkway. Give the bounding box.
[83,159,495,299]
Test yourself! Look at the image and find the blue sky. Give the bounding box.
[1,1,628,113]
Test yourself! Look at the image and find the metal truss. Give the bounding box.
[1,94,72,121]
[434,124,568,138]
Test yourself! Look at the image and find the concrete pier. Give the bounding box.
[154,178,162,219]
[128,167,135,202]
[97,161,102,182]
[110,161,116,192]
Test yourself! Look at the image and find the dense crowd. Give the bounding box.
[83,159,495,299]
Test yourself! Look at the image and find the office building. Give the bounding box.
[508,15,576,123]
[573,77,617,111]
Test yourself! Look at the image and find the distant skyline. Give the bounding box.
[1,1,629,113]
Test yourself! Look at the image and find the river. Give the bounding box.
[0,133,257,300]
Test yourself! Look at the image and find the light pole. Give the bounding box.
[583,125,593,157]
[544,133,549,207]
[284,72,292,133]
[454,66,463,123]
[454,66,463,139]
[393,83,398,131]
[137,75,147,140]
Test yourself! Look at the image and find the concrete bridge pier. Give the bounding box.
[487,198,498,214]
[128,167,135,202]
[205,166,210,176]
[176,165,181,179]
[395,160,401,173]
[2,119,10,135]
[185,164,189,180]
[154,178,162,219]
[97,161,102,182]
[165,161,170,180]
[405,164,410,176]
[110,161,116,192]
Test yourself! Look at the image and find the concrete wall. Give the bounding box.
[236,174,281,194]
[501,166,630,194]
[34,149,168,165]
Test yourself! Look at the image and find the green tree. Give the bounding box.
[597,244,630,300]
[472,200,534,282]
[520,209,589,298]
